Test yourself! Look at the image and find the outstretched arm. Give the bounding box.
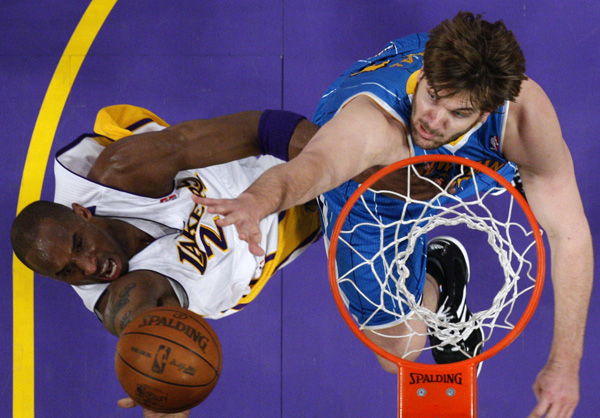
[504,79,593,418]
[197,95,410,255]
[88,110,317,198]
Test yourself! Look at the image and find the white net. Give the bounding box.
[332,159,543,362]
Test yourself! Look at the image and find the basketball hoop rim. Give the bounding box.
[327,154,546,369]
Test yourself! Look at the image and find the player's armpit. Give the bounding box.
[96,271,181,336]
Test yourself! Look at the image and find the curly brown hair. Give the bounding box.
[423,11,527,113]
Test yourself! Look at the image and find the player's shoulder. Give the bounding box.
[342,95,411,162]
[510,78,555,116]
[503,77,564,165]
[505,77,558,136]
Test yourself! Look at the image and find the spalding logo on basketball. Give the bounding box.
[115,306,222,413]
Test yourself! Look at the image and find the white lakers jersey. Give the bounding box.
[53,105,321,319]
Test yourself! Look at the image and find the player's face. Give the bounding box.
[410,74,490,150]
[26,210,129,286]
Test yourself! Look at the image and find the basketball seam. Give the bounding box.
[116,350,218,388]
[118,331,220,381]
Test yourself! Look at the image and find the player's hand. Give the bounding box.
[527,360,579,418]
[192,194,265,256]
[117,397,191,418]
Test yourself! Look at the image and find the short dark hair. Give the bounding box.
[11,200,73,269]
[423,11,527,113]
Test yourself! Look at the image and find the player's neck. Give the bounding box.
[104,218,155,259]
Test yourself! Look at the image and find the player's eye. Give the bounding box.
[75,236,83,252]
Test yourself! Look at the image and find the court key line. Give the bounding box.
[12,1,117,416]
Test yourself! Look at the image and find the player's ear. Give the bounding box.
[72,203,93,221]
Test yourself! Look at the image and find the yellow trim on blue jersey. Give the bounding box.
[13,1,117,417]
[351,60,391,76]
[406,70,420,95]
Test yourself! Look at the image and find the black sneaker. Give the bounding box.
[426,236,484,365]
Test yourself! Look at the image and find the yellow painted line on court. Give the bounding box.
[13,1,117,416]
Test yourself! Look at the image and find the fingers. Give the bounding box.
[527,396,550,418]
[117,396,191,417]
[192,195,266,256]
[528,399,575,418]
[237,229,265,256]
[143,408,191,418]
[195,197,247,228]
[248,241,266,257]
[529,370,579,418]
[195,197,234,217]
[117,397,137,408]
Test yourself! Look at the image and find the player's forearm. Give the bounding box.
[89,112,262,196]
[546,226,593,365]
[92,110,311,198]
[170,111,263,168]
[172,110,316,167]
[103,300,159,337]
[243,152,332,217]
[248,135,388,216]
[99,274,180,337]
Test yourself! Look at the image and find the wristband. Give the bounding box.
[258,109,306,161]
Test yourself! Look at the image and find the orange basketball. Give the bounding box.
[115,306,222,413]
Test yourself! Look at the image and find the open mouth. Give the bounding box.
[418,122,437,140]
[99,258,119,281]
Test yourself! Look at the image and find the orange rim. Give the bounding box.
[327,154,545,369]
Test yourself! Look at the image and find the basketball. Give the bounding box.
[115,306,222,413]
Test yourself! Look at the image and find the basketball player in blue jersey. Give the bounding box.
[197,12,593,418]
[11,106,321,418]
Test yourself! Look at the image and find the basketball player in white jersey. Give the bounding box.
[11,105,321,417]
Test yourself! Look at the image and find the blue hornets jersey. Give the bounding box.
[314,33,428,129]
[315,35,520,326]
[313,33,515,196]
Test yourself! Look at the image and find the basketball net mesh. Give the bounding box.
[331,157,543,362]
